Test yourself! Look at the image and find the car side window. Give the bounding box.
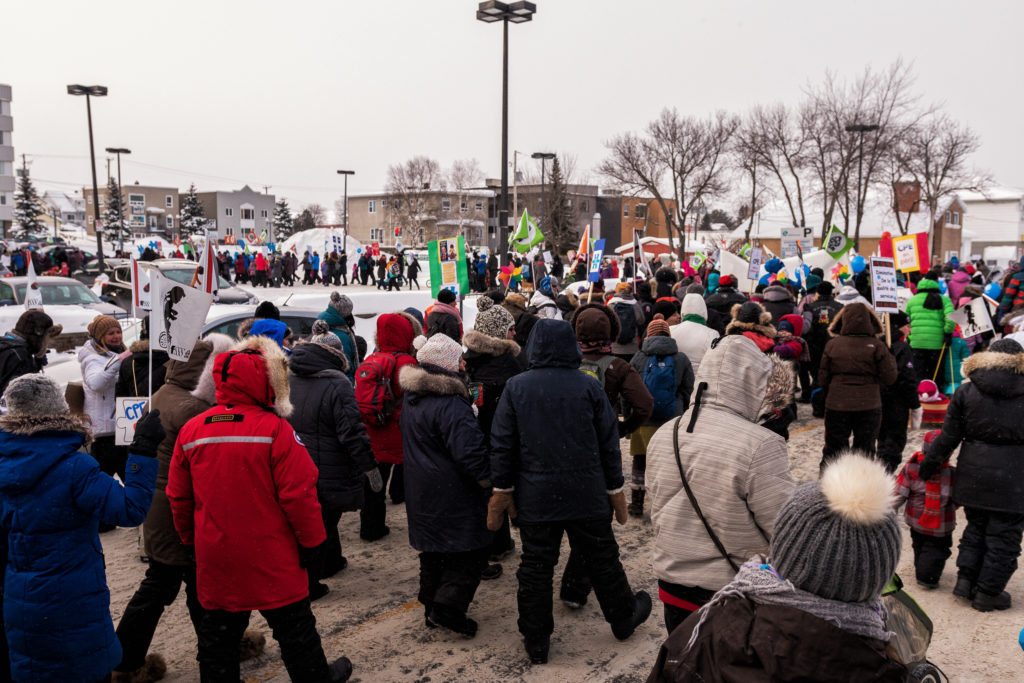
[0,282,13,304]
[283,316,315,337]
[205,321,242,339]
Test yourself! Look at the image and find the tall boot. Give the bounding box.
[628,489,645,517]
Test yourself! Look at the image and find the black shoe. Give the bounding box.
[360,527,390,542]
[481,563,503,581]
[309,582,330,601]
[524,636,550,664]
[953,576,977,600]
[427,607,478,638]
[611,591,652,641]
[628,489,645,517]
[915,579,938,590]
[329,656,353,683]
[972,590,1011,612]
[322,556,348,578]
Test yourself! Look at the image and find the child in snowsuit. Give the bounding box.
[895,430,956,589]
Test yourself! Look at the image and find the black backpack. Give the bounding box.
[612,302,638,345]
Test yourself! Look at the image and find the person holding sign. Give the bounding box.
[905,272,955,384]
[79,315,132,486]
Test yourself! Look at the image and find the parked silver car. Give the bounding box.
[0,276,128,318]
[103,258,258,310]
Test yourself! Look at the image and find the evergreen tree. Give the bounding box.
[542,156,577,254]
[179,183,207,240]
[103,177,131,245]
[272,198,293,240]
[12,172,45,238]
[292,208,317,234]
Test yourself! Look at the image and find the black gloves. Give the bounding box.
[130,410,165,458]
[298,543,322,570]
[918,458,940,482]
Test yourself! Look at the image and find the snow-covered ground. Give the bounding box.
[101,406,1023,682]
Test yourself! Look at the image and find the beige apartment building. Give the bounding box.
[347,189,494,249]
[84,182,179,237]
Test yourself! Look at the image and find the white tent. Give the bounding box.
[281,228,362,256]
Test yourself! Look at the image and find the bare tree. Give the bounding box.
[304,203,327,226]
[890,113,988,248]
[598,131,675,250]
[738,104,809,228]
[385,156,443,245]
[732,130,772,241]
[446,158,484,243]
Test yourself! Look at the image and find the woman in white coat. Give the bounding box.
[668,293,719,377]
[78,315,131,482]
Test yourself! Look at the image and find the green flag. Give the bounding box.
[822,225,852,260]
[510,208,545,254]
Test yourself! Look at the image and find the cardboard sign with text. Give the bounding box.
[114,397,148,446]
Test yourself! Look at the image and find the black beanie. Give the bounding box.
[989,339,1023,355]
[438,289,457,305]
[254,301,281,320]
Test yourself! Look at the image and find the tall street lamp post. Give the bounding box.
[337,170,354,252]
[67,84,108,270]
[844,122,879,251]
[105,147,131,255]
[531,151,555,243]
[477,1,536,262]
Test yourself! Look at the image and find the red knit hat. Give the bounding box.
[719,275,736,288]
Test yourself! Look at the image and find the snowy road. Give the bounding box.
[101,404,1022,682]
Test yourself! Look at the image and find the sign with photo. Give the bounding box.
[951,297,994,338]
[427,235,470,298]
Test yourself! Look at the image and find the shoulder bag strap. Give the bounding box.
[671,415,739,573]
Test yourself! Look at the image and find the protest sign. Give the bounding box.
[892,234,928,273]
[869,257,899,313]
[114,397,148,446]
[588,239,606,283]
[747,247,763,280]
[951,298,994,338]
[428,235,470,298]
[149,270,215,362]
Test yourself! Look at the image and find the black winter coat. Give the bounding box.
[0,334,42,396]
[705,286,747,321]
[490,318,624,524]
[288,344,376,511]
[115,342,169,398]
[925,350,1024,513]
[398,365,492,553]
[463,331,526,446]
[881,337,921,412]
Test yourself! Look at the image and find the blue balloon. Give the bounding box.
[764,258,784,274]
[758,274,770,287]
[851,255,866,274]
[985,282,1002,300]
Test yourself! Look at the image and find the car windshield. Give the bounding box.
[14,282,102,306]
[162,268,232,289]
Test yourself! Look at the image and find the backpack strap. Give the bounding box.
[671,413,739,573]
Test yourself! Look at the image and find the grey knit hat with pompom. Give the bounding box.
[473,297,516,340]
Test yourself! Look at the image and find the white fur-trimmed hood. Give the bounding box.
[226,334,293,417]
[398,364,470,398]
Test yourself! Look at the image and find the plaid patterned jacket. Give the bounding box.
[895,451,956,537]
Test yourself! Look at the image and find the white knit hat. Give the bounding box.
[415,333,464,373]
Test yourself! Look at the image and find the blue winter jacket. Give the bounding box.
[490,318,624,523]
[0,425,157,683]
[317,307,359,380]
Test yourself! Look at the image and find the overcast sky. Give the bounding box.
[7,0,1022,214]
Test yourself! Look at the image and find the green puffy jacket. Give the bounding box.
[905,279,954,350]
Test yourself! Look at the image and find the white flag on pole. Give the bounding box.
[24,257,43,309]
[149,270,214,362]
[197,234,219,296]
[131,254,152,315]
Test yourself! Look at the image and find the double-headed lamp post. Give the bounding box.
[67,84,108,270]
[476,1,536,261]
[531,151,555,241]
[105,147,131,255]
[844,122,880,251]
[337,170,354,251]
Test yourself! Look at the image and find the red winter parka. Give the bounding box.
[167,335,325,612]
[361,312,420,465]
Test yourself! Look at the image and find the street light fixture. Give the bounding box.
[336,170,354,252]
[531,152,555,241]
[67,84,108,270]
[105,147,131,255]
[477,1,536,261]
[844,122,880,250]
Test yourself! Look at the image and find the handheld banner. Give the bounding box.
[114,397,148,446]
[149,271,215,362]
[588,239,606,283]
[869,257,899,313]
[428,235,470,298]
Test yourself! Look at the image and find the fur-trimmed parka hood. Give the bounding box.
[725,302,776,339]
[828,302,883,337]
[0,413,93,494]
[0,413,92,449]
[212,334,293,416]
[759,355,796,419]
[962,350,1024,399]
[190,333,235,404]
[463,330,520,358]
[398,364,470,398]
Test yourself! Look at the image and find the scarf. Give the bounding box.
[685,559,892,654]
[681,313,706,326]
[578,340,612,355]
[900,452,945,531]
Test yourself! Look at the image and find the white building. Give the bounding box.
[42,190,87,226]
[0,84,13,236]
[958,186,1024,262]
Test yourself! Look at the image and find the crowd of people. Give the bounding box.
[0,246,1023,681]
